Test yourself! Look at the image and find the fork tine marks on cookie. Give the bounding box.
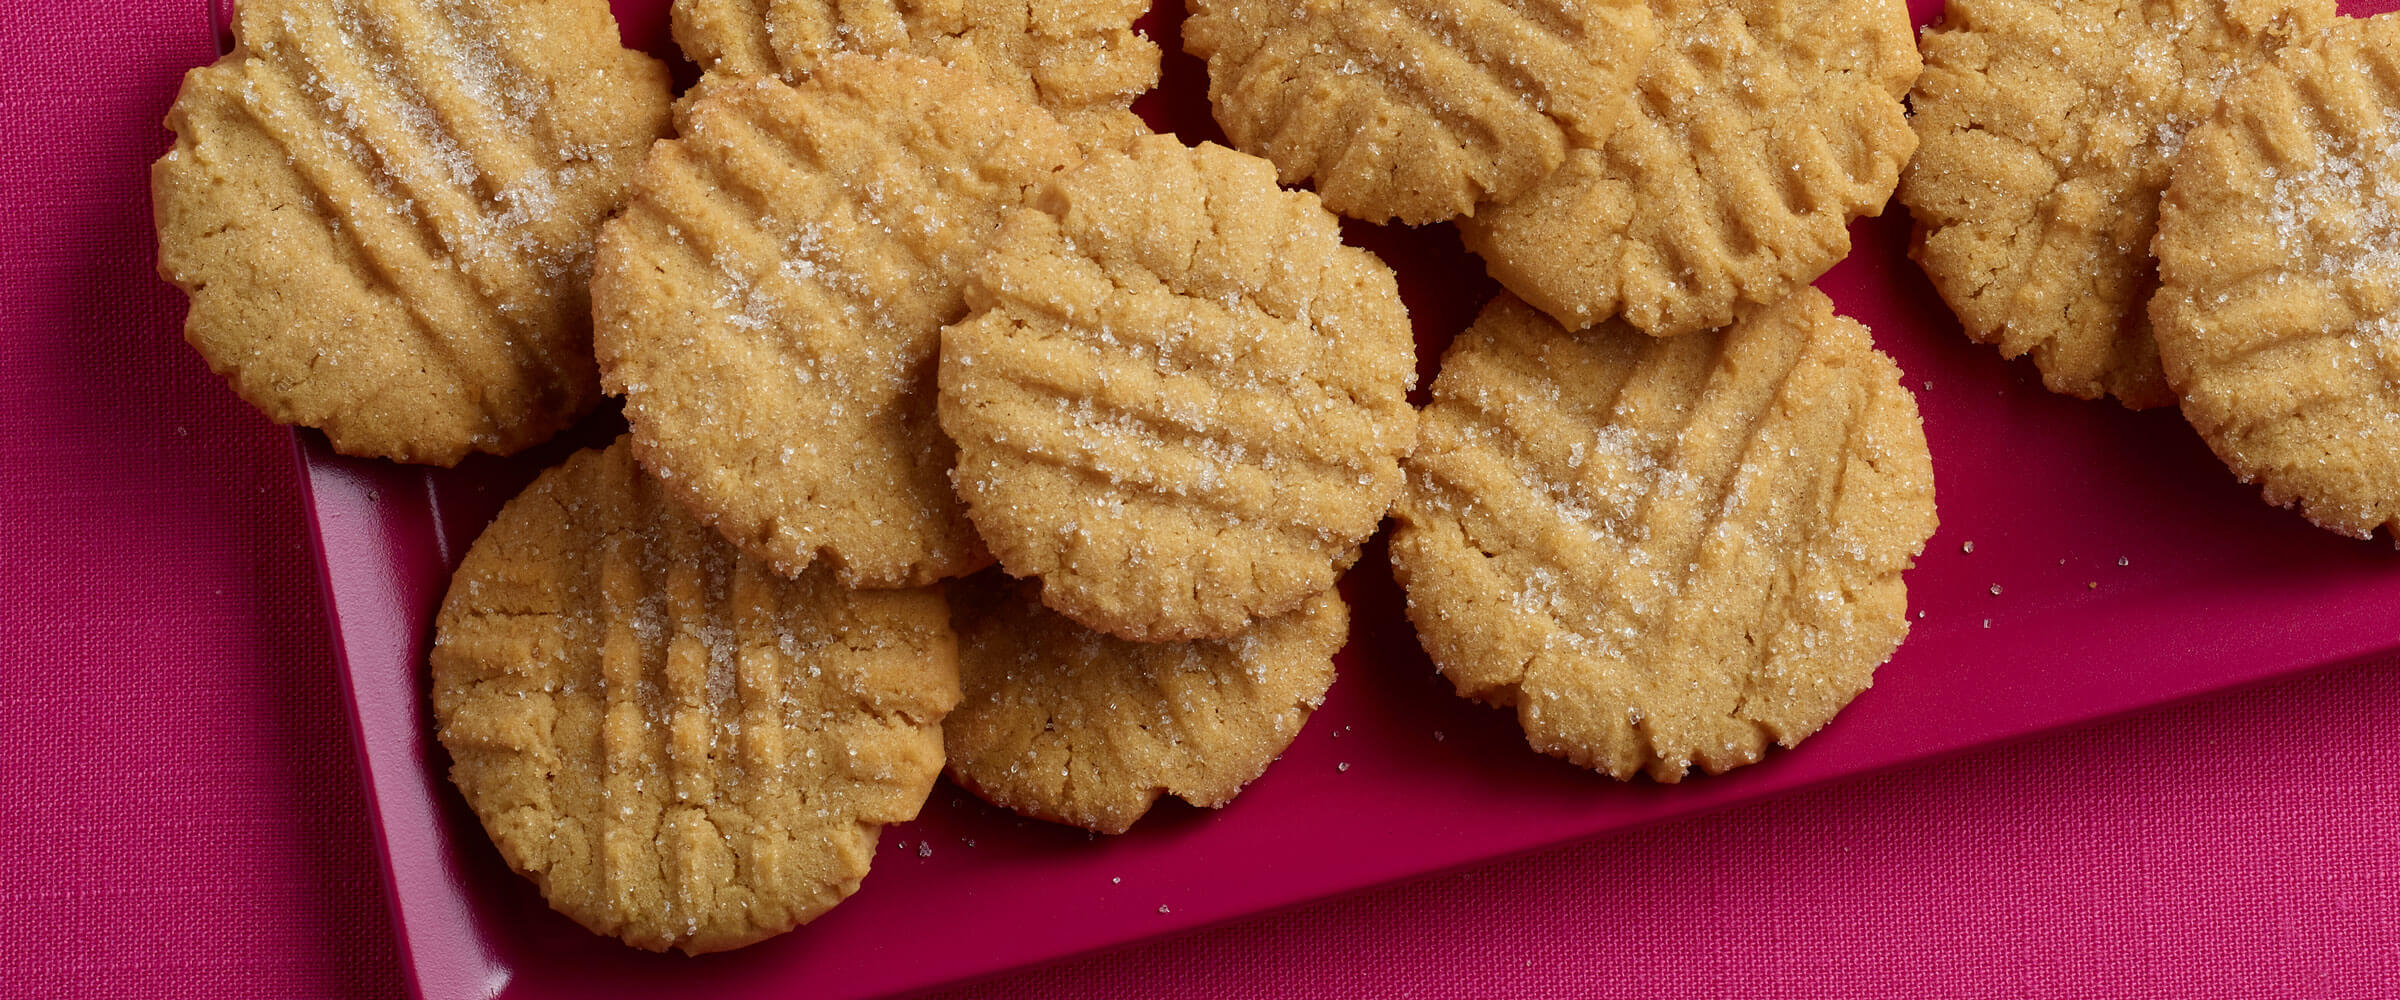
[672,0,1158,142]
[1903,0,2332,408]
[1459,0,1918,337]
[154,0,672,463]
[2152,12,2400,541]
[593,57,1083,587]
[433,440,961,953]
[1392,289,1936,781]
[1186,0,1655,225]
[943,575,1347,835]
[939,136,1420,642]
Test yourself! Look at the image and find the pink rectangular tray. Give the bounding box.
[295,1,2400,997]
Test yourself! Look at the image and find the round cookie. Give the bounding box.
[1389,289,1936,781]
[1183,0,1655,225]
[939,135,1419,642]
[1903,0,2332,409]
[430,439,961,953]
[1457,0,1919,337]
[670,0,1159,144]
[152,0,671,464]
[943,574,1347,834]
[592,56,1082,589]
[2150,15,2400,540]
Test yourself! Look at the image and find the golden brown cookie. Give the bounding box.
[1903,0,2331,409]
[670,0,1159,144]
[939,135,1419,642]
[592,57,1082,589]
[152,0,671,464]
[1183,0,1656,225]
[1457,0,1919,337]
[943,575,1346,834]
[1389,289,1936,781]
[431,439,961,954]
[2150,15,2400,540]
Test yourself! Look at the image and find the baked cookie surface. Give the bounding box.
[943,575,1346,834]
[1389,289,1935,781]
[670,0,1158,143]
[152,0,672,464]
[2150,14,2400,540]
[593,57,1081,588]
[1903,0,2331,409]
[1183,0,1655,225]
[939,136,1419,642]
[1457,0,1919,337]
[430,439,960,953]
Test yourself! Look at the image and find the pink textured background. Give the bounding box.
[4,3,2396,998]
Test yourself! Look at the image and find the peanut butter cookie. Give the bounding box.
[1903,0,2331,408]
[940,135,1419,641]
[431,438,960,953]
[671,0,1159,145]
[592,56,1081,588]
[1457,0,1919,337]
[1390,289,1935,780]
[1183,0,1656,224]
[153,0,671,464]
[2150,14,2400,540]
[944,574,1345,834]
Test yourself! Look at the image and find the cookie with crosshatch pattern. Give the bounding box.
[1183,0,1656,225]
[938,134,1419,642]
[592,55,1082,588]
[2150,13,2400,540]
[943,574,1345,834]
[1902,0,2332,408]
[152,0,671,464]
[431,439,960,953]
[1457,0,1920,337]
[1389,289,1935,780]
[670,0,1159,145]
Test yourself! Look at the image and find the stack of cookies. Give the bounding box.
[154,0,1432,954]
[1186,0,1943,781]
[166,0,2400,960]
[1905,0,2400,540]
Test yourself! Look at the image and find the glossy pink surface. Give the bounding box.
[292,2,2400,998]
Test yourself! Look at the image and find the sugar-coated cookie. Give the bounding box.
[940,135,1419,641]
[1390,289,1935,780]
[1903,0,2331,408]
[671,0,1158,145]
[431,439,960,953]
[153,0,671,463]
[1458,0,1919,337]
[2150,14,2400,540]
[1184,0,1655,225]
[593,57,1082,588]
[944,574,1345,834]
